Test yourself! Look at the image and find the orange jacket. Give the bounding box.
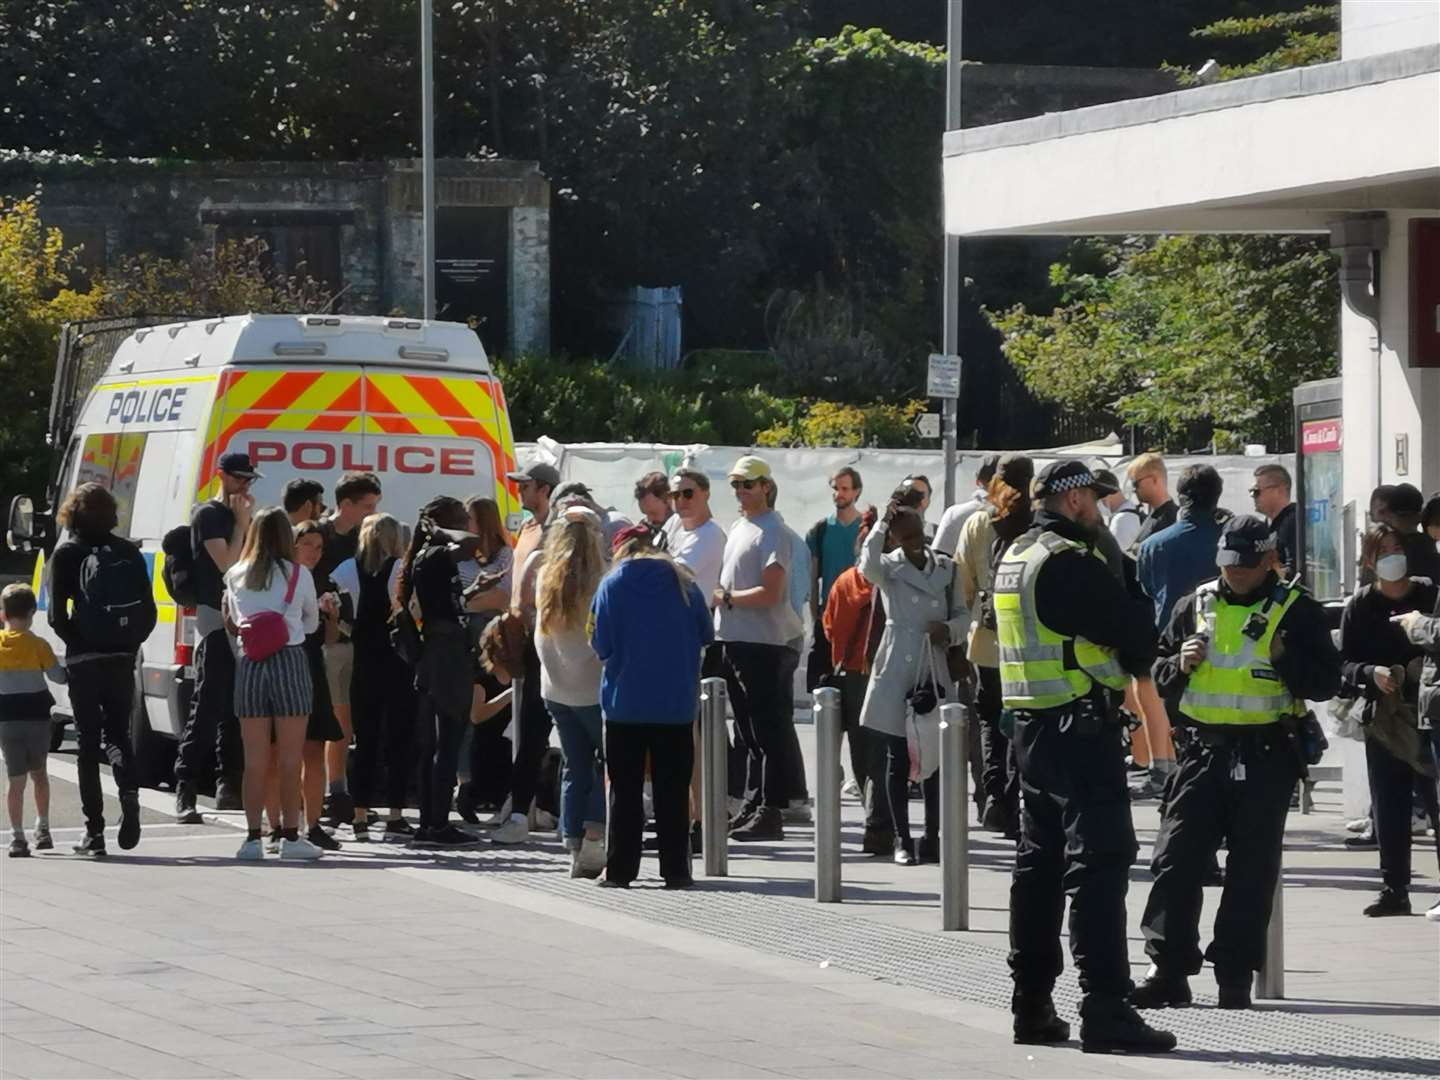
[822,567,881,675]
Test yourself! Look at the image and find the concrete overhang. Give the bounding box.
[943,45,1440,236]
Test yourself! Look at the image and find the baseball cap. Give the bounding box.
[506,461,561,489]
[610,524,653,553]
[727,455,772,482]
[1030,460,1118,500]
[995,453,1034,492]
[218,451,263,480]
[1216,513,1277,568]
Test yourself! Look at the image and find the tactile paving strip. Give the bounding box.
[432,845,1439,1080]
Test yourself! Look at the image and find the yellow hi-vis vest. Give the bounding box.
[994,531,1130,710]
[1179,580,1302,726]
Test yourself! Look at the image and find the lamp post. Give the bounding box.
[941,0,962,508]
[420,0,437,320]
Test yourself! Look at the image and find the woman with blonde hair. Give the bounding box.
[533,508,608,876]
[590,526,713,888]
[333,512,419,841]
[225,507,320,860]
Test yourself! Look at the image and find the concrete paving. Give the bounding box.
[1,725,1436,1080]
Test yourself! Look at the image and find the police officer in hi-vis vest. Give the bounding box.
[1135,514,1340,1011]
[994,460,1176,1054]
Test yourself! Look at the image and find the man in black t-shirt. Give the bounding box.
[315,472,382,828]
[174,452,257,820]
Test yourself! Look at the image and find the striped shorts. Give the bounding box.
[234,645,313,720]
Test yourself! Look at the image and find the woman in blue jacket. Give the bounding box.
[590,529,713,888]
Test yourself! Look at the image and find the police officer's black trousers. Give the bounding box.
[1008,705,1138,1003]
[1140,726,1298,986]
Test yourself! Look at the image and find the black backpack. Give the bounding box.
[75,542,156,651]
[161,524,199,608]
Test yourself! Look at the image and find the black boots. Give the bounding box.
[1012,992,1070,1045]
[175,780,203,824]
[1129,973,1192,1009]
[1363,888,1411,917]
[1078,996,1177,1054]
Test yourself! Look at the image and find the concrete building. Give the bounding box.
[2,157,551,358]
[943,0,1439,604]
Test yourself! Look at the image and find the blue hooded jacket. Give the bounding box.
[589,558,714,725]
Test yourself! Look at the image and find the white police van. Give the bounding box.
[8,314,522,784]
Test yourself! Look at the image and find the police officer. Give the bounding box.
[1134,514,1340,1010]
[995,460,1176,1054]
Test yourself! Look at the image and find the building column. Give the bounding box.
[509,207,551,356]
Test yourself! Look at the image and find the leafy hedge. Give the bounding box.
[493,354,922,449]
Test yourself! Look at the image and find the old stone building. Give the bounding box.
[2,157,550,358]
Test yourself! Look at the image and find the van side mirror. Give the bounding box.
[7,495,47,554]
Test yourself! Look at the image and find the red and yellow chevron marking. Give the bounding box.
[195,369,519,505]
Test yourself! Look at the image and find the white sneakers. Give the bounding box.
[490,814,530,845]
[236,837,264,860]
[531,807,559,832]
[841,778,861,799]
[238,835,324,860]
[577,836,606,878]
[280,836,323,861]
[1344,817,1371,833]
[1427,899,1440,924]
[482,797,514,829]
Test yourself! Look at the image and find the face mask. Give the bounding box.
[1375,554,1408,582]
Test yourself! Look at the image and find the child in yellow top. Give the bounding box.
[1,584,66,857]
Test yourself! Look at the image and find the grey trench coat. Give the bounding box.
[856,523,970,739]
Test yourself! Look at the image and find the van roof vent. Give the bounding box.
[273,342,327,357]
[399,345,449,362]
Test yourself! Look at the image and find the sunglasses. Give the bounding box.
[674,488,700,500]
[730,478,760,491]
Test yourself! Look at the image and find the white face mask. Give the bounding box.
[1375,553,1408,582]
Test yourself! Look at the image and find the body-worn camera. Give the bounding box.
[1242,611,1270,641]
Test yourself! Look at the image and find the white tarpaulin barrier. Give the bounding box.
[517,436,1296,537]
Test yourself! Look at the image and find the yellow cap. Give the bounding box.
[727,455,772,481]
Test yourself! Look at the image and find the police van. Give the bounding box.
[7,314,522,784]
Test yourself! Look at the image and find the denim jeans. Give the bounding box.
[546,700,606,846]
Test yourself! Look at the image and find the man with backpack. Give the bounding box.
[48,483,158,856]
[173,452,257,821]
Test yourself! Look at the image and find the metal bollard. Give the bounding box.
[1255,869,1285,999]
[814,687,843,903]
[939,702,970,931]
[700,677,729,878]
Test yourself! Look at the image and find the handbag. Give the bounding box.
[236,562,301,662]
[818,587,875,690]
[905,639,943,783]
[389,604,423,667]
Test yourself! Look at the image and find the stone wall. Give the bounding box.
[0,157,551,357]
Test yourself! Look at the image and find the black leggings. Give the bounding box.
[1367,735,1440,894]
[870,731,938,847]
[509,636,553,815]
[351,640,417,812]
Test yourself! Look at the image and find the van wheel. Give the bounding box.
[129,662,177,790]
[49,717,66,752]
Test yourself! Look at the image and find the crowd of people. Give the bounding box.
[4,441,1439,1051]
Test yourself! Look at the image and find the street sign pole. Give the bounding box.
[420,0,437,321]
[941,0,963,509]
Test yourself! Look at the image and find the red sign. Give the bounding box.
[1301,418,1342,455]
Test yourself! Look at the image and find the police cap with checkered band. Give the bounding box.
[1215,513,1278,568]
[1029,459,1119,500]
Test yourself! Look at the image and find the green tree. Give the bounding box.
[0,195,103,516]
[987,236,1338,450]
[984,4,1341,452]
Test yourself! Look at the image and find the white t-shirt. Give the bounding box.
[714,511,802,646]
[662,516,727,604]
[533,561,603,706]
[224,559,319,648]
[1106,499,1145,554]
[934,490,988,558]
